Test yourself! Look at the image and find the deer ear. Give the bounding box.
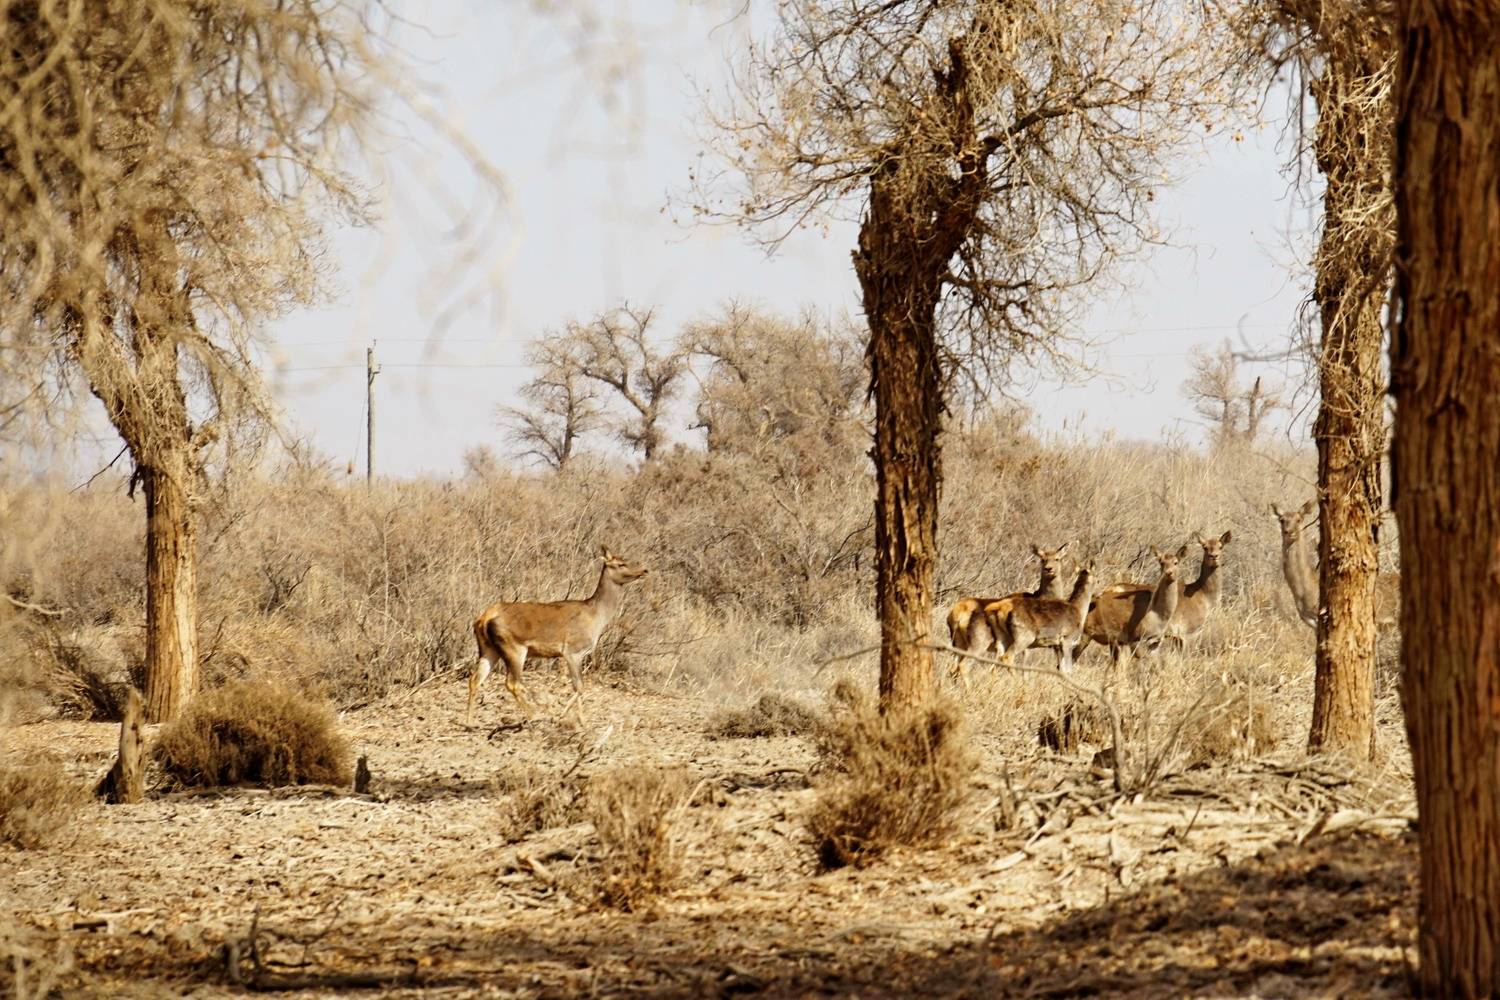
[1300,498,1316,516]
[1194,531,1207,546]
[1031,544,1042,558]
[1150,544,1161,559]
[1221,530,1233,544]
[599,544,613,560]
[1271,503,1282,517]
[1057,541,1071,557]
[1177,544,1190,559]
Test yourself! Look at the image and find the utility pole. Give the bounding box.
[366,343,379,484]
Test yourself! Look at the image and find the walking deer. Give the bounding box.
[467,545,648,723]
[1159,530,1232,651]
[946,542,1070,685]
[981,559,1097,675]
[1077,544,1187,666]
[1272,500,1318,628]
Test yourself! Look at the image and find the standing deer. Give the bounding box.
[1159,530,1233,652]
[467,545,648,723]
[982,559,1097,675]
[946,542,1070,685]
[1077,544,1187,666]
[1272,500,1319,628]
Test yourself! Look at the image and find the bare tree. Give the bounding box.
[500,338,601,470]
[1391,0,1500,990]
[682,303,866,457]
[0,2,415,721]
[1232,0,1394,759]
[1182,341,1287,446]
[704,0,1218,708]
[572,306,686,461]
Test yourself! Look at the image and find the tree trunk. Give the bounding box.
[96,687,144,803]
[142,457,199,723]
[856,180,944,713]
[1306,63,1389,760]
[1392,3,1500,992]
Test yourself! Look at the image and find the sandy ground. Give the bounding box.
[2,668,1418,998]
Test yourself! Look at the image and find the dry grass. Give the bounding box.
[809,684,978,869]
[708,692,824,739]
[493,765,586,842]
[154,680,352,789]
[585,766,700,911]
[0,758,90,850]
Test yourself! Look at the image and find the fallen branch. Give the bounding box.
[4,593,64,618]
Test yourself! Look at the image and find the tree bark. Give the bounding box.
[1306,61,1389,761]
[1391,2,1500,992]
[856,176,945,713]
[142,456,199,723]
[96,687,144,803]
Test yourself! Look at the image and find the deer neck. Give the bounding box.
[1151,570,1180,620]
[586,565,626,621]
[1034,568,1066,600]
[1068,574,1093,622]
[1284,534,1314,594]
[1191,557,1222,604]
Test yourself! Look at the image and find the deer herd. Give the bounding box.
[463,502,1394,722]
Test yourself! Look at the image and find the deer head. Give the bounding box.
[1031,541,1071,578]
[1149,543,1189,582]
[1194,529,1233,564]
[1271,500,1316,549]
[599,545,649,584]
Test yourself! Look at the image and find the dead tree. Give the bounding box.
[0,3,460,721]
[1233,0,1395,760]
[500,337,601,470]
[1391,0,1500,990]
[704,0,1219,709]
[1181,341,1287,447]
[572,307,685,462]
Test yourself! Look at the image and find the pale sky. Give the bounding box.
[258,1,1319,479]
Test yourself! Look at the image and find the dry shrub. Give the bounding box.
[708,692,824,739]
[1037,698,1112,752]
[493,766,585,842]
[0,922,73,1000]
[155,680,352,789]
[1179,665,1282,766]
[809,684,977,869]
[0,759,89,850]
[585,766,698,911]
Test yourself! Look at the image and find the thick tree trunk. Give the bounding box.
[142,457,199,723]
[1392,3,1500,992]
[1307,66,1388,760]
[856,180,945,713]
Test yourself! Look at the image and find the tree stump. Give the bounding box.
[353,755,371,794]
[96,687,144,804]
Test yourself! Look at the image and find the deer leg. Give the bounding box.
[560,650,587,723]
[467,655,493,725]
[501,647,533,719]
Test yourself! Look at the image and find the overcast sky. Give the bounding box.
[257,1,1320,479]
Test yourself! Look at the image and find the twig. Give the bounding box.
[4,593,64,618]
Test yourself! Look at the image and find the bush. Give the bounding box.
[154,681,352,789]
[707,692,824,739]
[586,767,698,911]
[0,759,89,849]
[809,686,977,869]
[493,766,585,842]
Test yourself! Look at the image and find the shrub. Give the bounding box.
[809,686,977,869]
[707,692,824,739]
[586,767,698,911]
[155,680,352,789]
[493,766,585,842]
[0,759,89,849]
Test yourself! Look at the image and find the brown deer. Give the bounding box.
[1158,530,1232,652]
[1077,544,1187,665]
[1272,500,1318,628]
[981,559,1097,674]
[467,545,648,723]
[947,543,1071,683]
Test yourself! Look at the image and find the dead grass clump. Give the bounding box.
[0,759,89,850]
[809,686,977,869]
[1037,698,1112,753]
[708,692,824,739]
[154,681,352,789]
[585,766,698,911]
[1180,667,1282,766]
[493,767,585,842]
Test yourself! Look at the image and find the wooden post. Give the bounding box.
[96,687,144,804]
[366,344,379,484]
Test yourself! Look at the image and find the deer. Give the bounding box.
[1076,544,1187,666]
[1158,530,1232,652]
[981,559,1097,675]
[466,545,648,724]
[1272,500,1319,628]
[946,542,1071,686]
